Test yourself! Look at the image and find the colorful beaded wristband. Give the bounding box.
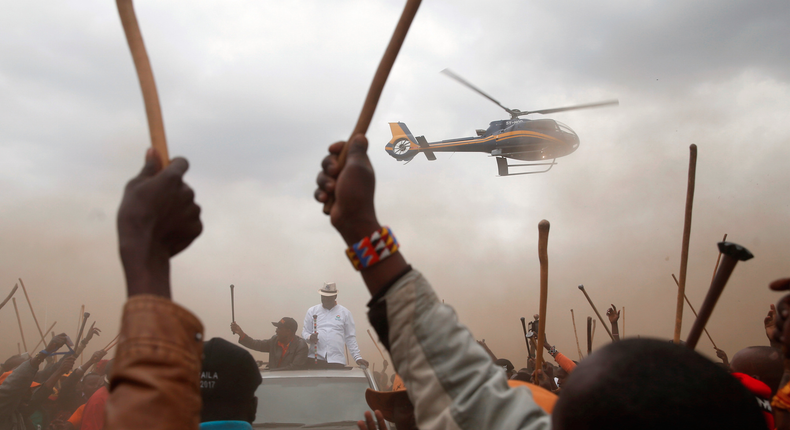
[346,226,399,271]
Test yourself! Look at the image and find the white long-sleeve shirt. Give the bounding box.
[302,303,363,364]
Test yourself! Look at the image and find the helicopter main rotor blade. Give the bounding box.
[522,100,619,116]
[441,69,515,116]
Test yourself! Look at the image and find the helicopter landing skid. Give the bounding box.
[495,157,557,176]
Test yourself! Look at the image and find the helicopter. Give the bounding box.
[384,69,619,176]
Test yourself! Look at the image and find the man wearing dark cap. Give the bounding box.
[230,317,309,370]
[201,338,262,429]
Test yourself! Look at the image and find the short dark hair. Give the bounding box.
[201,338,262,423]
[553,338,764,430]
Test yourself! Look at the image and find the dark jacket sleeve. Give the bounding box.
[239,335,272,353]
[0,360,38,418]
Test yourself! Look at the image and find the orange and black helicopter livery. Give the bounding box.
[385,69,618,176]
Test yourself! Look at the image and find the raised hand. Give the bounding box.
[607,304,620,323]
[46,333,70,354]
[315,135,380,245]
[83,327,101,343]
[118,148,202,298]
[89,349,108,364]
[230,322,245,337]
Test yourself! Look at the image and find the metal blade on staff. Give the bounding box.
[323,0,423,214]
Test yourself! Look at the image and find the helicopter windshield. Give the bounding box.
[555,120,577,136]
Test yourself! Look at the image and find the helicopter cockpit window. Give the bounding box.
[556,121,577,136]
[531,120,556,132]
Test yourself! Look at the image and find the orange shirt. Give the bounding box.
[67,404,86,429]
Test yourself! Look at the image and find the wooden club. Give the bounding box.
[686,242,753,350]
[116,0,170,166]
[323,0,422,214]
[674,144,697,344]
[586,317,592,356]
[534,220,550,384]
[230,284,235,323]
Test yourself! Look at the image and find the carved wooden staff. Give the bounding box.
[313,315,318,365]
[323,0,422,213]
[12,298,28,352]
[571,309,583,360]
[672,274,717,349]
[578,285,614,340]
[0,284,18,311]
[686,242,753,350]
[367,329,387,361]
[674,144,697,344]
[586,317,592,356]
[18,278,47,351]
[116,0,170,166]
[534,220,550,384]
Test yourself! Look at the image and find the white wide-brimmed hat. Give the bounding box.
[319,282,338,296]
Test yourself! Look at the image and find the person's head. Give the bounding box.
[1,355,26,373]
[365,375,417,430]
[201,338,262,424]
[553,338,765,430]
[81,373,104,399]
[271,317,298,342]
[730,346,783,395]
[319,282,338,309]
[494,358,516,379]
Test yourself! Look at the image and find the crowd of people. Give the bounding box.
[1,139,788,430]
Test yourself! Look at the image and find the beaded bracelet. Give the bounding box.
[346,227,399,270]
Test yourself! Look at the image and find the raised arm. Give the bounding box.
[315,135,550,429]
[106,148,204,430]
[607,304,620,342]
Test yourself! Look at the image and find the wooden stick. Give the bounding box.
[13,298,28,352]
[29,321,57,354]
[586,317,592,356]
[116,0,170,166]
[0,284,18,311]
[103,333,121,351]
[578,285,614,340]
[591,319,597,345]
[674,144,697,344]
[18,278,48,351]
[622,306,625,338]
[104,339,120,352]
[77,305,84,339]
[367,329,387,361]
[323,0,422,214]
[672,274,717,348]
[571,309,583,360]
[534,220,550,384]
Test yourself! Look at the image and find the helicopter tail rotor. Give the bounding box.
[385,122,419,161]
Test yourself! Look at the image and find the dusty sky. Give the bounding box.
[1,0,789,370]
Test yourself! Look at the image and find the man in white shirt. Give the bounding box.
[302,282,369,368]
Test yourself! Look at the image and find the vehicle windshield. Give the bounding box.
[253,376,373,426]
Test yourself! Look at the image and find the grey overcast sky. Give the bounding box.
[1,0,789,369]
